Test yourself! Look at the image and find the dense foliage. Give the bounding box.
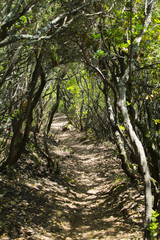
[0,0,159,238]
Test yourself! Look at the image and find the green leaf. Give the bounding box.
[93,49,105,59]
[126,2,131,8]
[92,33,101,39]
[153,119,160,125]
[120,125,125,131]
[19,15,27,23]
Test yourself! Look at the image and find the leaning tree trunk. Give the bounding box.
[117,1,156,237]
[47,82,60,134]
[106,95,137,182]
[118,82,152,239]
[0,53,46,171]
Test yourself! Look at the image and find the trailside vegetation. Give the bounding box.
[0,1,159,238]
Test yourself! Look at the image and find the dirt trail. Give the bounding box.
[0,114,144,240]
[49,114,144,239]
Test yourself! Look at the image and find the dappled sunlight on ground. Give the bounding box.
[0,113,144,239]
[50,114,144,239]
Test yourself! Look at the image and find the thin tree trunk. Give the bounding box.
[118,83,152,238]
[107,96,137,182]
[12,63,46,166]
[47,82,60,134]
[0,55,46,171]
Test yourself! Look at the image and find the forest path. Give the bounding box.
[48,114,143,240]
[0,114,143,240]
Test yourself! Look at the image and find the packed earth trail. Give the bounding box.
[0,114,144,240]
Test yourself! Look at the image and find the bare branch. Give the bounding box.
[135,0,156,45]
[0,45,23,88]
[0,2,91,48]
[0,0,39,41]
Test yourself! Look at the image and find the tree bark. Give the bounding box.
[106,95,137,182]
[118,82,152,238]
[0,53,46,171]
[47,82,60,134]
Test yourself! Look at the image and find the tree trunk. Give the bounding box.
[118,83,152,238]
[12,63,46,166]
[0,56,46,171]
[107,96,137,182]
[47,82,60,134]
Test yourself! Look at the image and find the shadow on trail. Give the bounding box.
[0,113,144,240]
[0,175,143,239]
